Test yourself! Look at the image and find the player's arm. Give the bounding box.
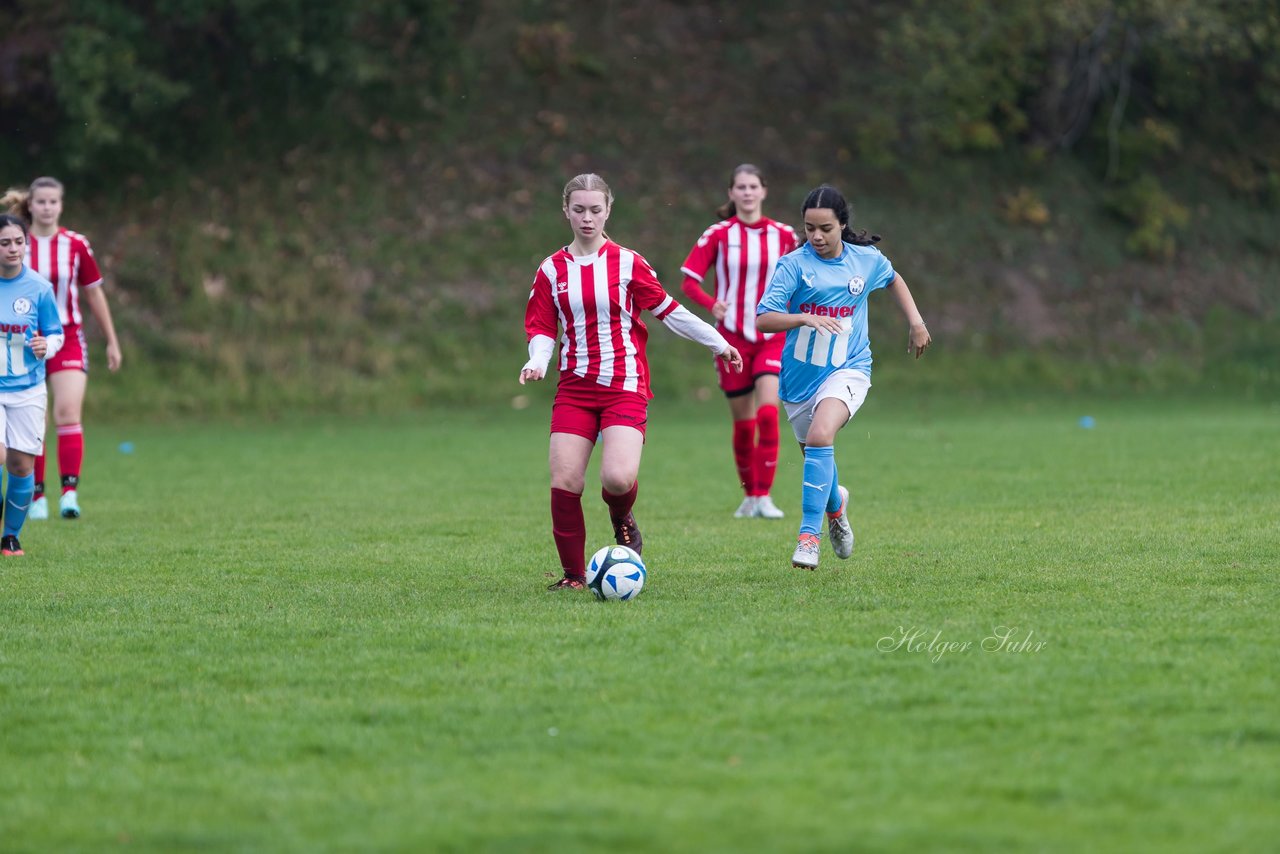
[520,269,558,384]
[680,232,726,320]
[754,259,843,334]
[32,290,65,361]
[631,256,741,371]
[82,285,121,371]
[886,273,930,358]
[654,298,742,372]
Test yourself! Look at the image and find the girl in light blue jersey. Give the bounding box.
[0,214,65,556]
[756,185,930,569]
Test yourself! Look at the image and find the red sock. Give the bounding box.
[732,418,756,495]
[601,480,638,521]
[34,453,46,498]
[754,406,780,496]
[57,424,84,494]
[550,488,587,579]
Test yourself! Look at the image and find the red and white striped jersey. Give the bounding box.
[24,227,103,327]
[680,216,797,343]
[525,241,681,398]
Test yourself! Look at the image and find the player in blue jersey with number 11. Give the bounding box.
[0,214,65,556]
[756,185,930,570]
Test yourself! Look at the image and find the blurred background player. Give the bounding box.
[0,213,65,555]
[521,173,743,590]
[3,177,122,520]
[757,185,930,570]
[680,164,797,519]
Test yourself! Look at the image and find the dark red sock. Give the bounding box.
[57,424,84,494]
[601,480,638,520]
[732,418,756,495]
[550,488,587,579]
[754,406,780,496]
[33,453,46,498]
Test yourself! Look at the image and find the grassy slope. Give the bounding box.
[50,5,1276,419]
[1,394,1276,851]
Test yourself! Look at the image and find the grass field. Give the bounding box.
[1,392,1277,852]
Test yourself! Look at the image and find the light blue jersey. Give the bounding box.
[756,241,895,403]
[0,264,63,392]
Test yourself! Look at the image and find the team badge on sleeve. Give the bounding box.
[847,276,865,296]
[12,297,32,315]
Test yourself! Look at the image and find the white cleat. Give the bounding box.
[733,496,759,518]
[754,495,786,519]
[827,485,854,559]
[29,496,49,520]
[60,490,82,519]
[792,533,821,570]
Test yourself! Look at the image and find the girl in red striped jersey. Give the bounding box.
[681,164,797,520]
[521,173,743,590]
[3,177,122,520]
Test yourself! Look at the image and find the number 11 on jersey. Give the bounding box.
[4,331,29,376]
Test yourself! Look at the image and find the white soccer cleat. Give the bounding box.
[827,485,854,559]
[60,490,81,519]
[754,495,785,519]
[29,496,49,520]
[792,533,821,569]
[733,496,758,518]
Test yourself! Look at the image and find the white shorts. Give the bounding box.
[783,369,871,444]
[0,384,48,456]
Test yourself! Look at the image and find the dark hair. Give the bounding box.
[0,212,30,237]
[716,163,766,221]
[800,184,880,246]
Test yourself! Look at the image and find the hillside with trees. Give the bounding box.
[2,0,1277,414]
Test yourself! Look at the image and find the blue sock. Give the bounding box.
[826,460,843,514]
[801,446,834,536]
[4,472,34,537]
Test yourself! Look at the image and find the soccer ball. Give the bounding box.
[585,545,646,601]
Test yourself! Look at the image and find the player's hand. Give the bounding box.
[908,322,931,359]
[711,300,728,322]
[803,314,845,334]
[519,365,545,384]
[29,335,47,359]
[718,345,743,373]
[106,342,122,371]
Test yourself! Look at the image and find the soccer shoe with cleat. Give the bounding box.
[548,576,586,591]
[754,495,786,519]
[827,485,854,559]
[60,490,82,519]
[792,533,821,570]
[1,535,24,556]
[733,496,758,518]
[28,496,49,520]
[612,512,643,555]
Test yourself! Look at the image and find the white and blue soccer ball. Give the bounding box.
[585,545,646,601]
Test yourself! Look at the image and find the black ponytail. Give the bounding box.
[800,184,881,246]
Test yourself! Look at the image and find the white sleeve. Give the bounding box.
[42,333,65,362]
[522,334,555,373]
[660,304,730,355]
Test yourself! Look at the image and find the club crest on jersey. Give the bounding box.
[12,297,32,315]
[847,276,866,297]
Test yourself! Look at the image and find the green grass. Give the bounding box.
[2,394,1277,852]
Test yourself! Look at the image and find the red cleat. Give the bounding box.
[548,576,586,591]
[1,535,24,556]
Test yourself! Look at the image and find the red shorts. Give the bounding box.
[48,324,89,375]
[550,375,649,441]
[716,327,784,397]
